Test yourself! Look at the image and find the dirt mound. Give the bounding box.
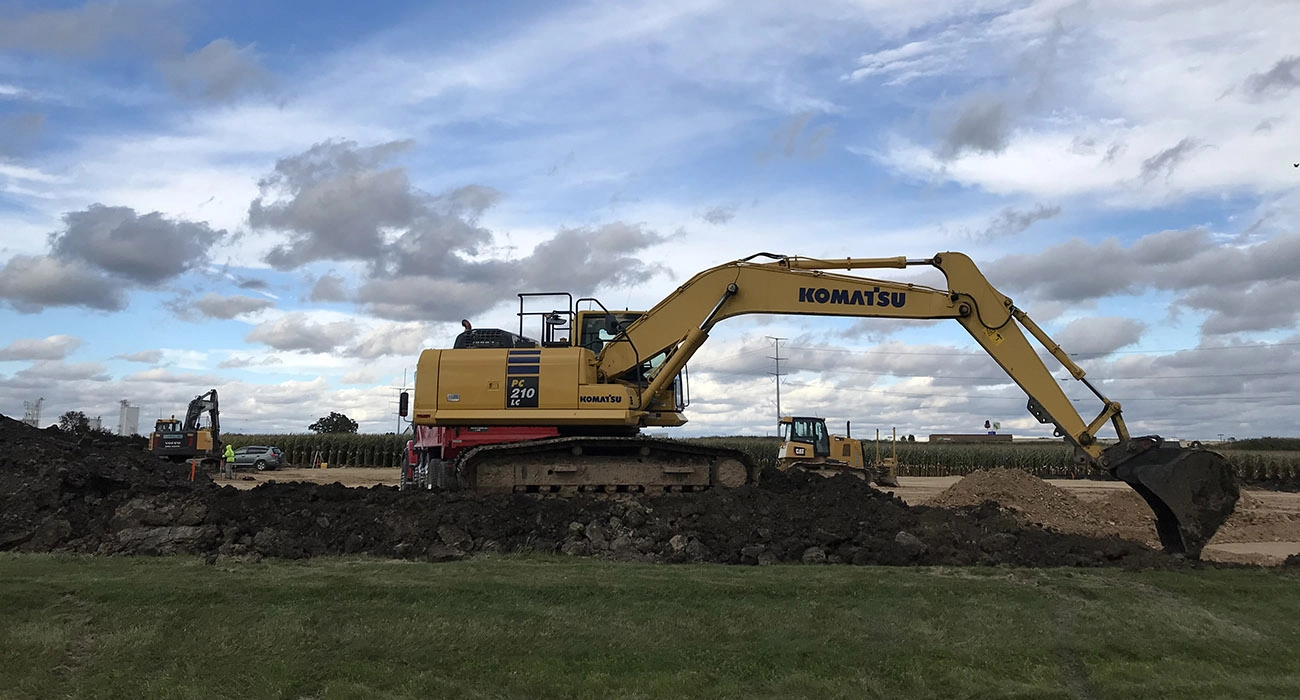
[928,470,1300,562]
[1093,489,1154,529]
[1211,493,1300,544]
[0,414,1184,568]
[1070,487,1300,547]
[0,414,212,552]
[927,468,1107,536]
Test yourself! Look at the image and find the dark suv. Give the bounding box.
[232,445,284,471]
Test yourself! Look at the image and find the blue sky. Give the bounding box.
[0,0,1297,440]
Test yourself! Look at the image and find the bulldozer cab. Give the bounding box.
[779,416,831,458]
[154,417,182,433]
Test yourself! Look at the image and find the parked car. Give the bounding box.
[232,445,284,471]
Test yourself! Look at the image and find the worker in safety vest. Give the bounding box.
[223,443,235,479]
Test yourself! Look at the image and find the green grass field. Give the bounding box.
[3,555,1299,699]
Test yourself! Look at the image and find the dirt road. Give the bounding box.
[227,467,396,489]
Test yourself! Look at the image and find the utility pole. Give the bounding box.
[396,369,408,434]
[767,336,786,435]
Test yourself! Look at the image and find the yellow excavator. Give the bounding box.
[776,416,900,487]
[148,389,222,469]
[402,252,1239,557]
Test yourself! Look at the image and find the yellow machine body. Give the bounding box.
[411,346,685,428]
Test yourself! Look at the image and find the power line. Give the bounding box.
[1073,341,1300,356]
[777,365,1298,381]
[766,336,786,435]
[701,364,1298,382]
[778,380,1297,403]
[782,340,1300,358]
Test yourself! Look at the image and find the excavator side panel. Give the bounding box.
[416,347,641,428]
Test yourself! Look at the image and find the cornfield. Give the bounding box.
[682,436,1300,487]
[221,433,1300,487]
[223,434,408,468]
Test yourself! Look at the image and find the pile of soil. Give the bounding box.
[0,415,1183,568]
[1090,489,1161,547]
[1207,493,1300,544]
[928,470,1300,554]
[927,468,1107,536]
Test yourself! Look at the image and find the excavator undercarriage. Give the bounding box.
[407,432,756,494]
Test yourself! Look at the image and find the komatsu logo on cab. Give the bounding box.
[580,395,623,404]
[799,286,907,308]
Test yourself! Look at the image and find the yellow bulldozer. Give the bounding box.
[776,416,900,487]
[400,251,1240,558]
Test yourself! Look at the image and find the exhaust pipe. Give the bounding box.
[1104,437,1239,558]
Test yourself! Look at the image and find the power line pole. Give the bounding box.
[396,369,409,434]
[767,336,786,435]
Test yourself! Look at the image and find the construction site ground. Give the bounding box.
[230,467,1300,565]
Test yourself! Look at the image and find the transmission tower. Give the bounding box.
[22,397,44,427]
[767,337,786,435]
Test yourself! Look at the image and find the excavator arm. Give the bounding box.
[183,389,221,446]
[597,252,1238,556]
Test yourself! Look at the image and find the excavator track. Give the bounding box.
[453,436,759,494]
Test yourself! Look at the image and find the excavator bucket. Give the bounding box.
[1105,439,1239,559]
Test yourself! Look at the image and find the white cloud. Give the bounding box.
[867,1,1300,204]
[0,335,83,361]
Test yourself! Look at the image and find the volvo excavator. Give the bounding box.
[402,252,1239,558]
[148,389,222,469]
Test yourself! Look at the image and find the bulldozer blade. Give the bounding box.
[1107,439,1239,559]
[874,473,900,488]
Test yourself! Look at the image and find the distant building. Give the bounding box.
[929,433,1014,443]
[118,400,140,436]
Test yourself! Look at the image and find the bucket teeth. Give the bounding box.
[1106,438,1239,558]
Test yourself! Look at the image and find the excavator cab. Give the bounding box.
[575,310,642,354]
